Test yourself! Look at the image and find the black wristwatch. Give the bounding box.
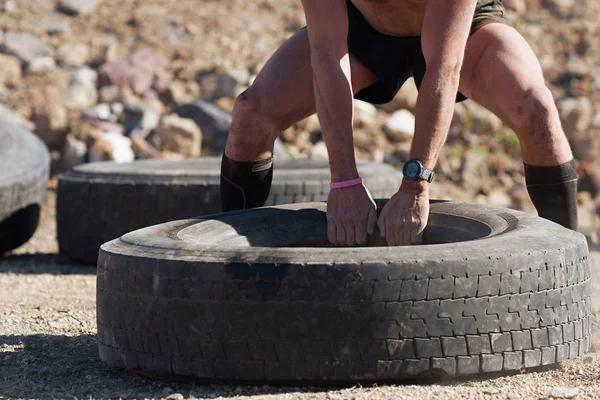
[402,159,434,183]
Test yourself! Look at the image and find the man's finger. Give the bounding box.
[377,214,386,238]
[410,227,424,245]
[327,219,337,244]
[345,219,356,246]
[367,207,377,236]
[355,216,367,245]
[336,221,346,246]
[386,218,397,246]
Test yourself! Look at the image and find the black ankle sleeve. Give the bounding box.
[525,159,578,230]
[220,154,273,212]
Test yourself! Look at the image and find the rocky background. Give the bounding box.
[0,0,598,240]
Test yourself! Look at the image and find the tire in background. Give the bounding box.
[0,117,49,255]
[97,201,592,383]
[57,158,402,264]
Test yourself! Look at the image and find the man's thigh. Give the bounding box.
[457,23,547,126]
[249,28,378,128]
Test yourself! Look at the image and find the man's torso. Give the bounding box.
[350,0,429,37]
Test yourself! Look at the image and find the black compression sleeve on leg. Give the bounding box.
[220,153,273,212]
[525,159,578,230]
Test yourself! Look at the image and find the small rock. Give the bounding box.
[482,387,500,395]
[57,0,101,15]
[98,85,121,103]
[503,0,526,12]
[44,18,72,36]
[0,0,16,13]
[558,97,593,140]
[310,141,329,160]
[27,57,56,75]
[155,114,202,157]
[31,86,69,149]
[486,189,512,208]
[62,134,87,169]
[1,32,52,65]
[461,151,489,193]
[165,394,184,400]
[57,42,89,67]
[131,136,160,159]
[549,387,579,399]
[197,68,246,99]
[83,103,115,121]
[384,109,415,141]
[122,92,162,139]
[566,56,591,79]
[89,132,134,163]
[0,53,22,85]
[164,80,200,105]
[99,48,167,95]
[66,67,98,110]
[174,99,232,154]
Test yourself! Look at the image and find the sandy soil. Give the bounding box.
[1,191,599,400]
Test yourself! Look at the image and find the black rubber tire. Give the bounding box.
[97,201,592,384]
[0,117,49,255]
[57,159,401,264]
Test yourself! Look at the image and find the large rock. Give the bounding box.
[174,99,232,155]
[0,32,52,65]
[99,48,167,95]
[155,114,202,157]
[57,0,101,15]
[0,53,22,86]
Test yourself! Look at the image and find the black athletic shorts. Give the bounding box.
[347,0,511,104]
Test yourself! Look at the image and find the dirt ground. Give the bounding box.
[0,190,599,400]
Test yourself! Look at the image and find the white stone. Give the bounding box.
[549,387,579,399]
[89,132,134,163]
[384,109,415,141]
[27,57,56,75]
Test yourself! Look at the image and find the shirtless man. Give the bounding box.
[220,0,577,246]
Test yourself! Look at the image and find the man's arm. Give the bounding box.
[301,0,377,246]
[301,0,356,181]
[408,0,477,179]
[378,0,477,246]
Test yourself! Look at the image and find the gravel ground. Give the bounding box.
[0,191,599,399]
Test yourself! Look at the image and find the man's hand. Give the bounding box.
[327,184,377,246]
[377,182,429,246]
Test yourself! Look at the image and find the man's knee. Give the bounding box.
[511,85,558,135]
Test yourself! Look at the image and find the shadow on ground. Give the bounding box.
[0,254,96,275]
[0,334,330,399]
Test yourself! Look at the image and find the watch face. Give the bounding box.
[404,161,420,178]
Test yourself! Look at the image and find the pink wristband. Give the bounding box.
[330,177,363,189]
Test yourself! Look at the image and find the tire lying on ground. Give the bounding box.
[97,201,592,383]
[57,158,401,264]
[0,117,49,255]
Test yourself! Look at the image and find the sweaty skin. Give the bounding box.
[302,0,476,246]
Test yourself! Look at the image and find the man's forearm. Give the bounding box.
[311,53,357,182]
[409,66,461,173]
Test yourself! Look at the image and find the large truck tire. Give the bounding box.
[0,117,49,255]
[97,201,592,383]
